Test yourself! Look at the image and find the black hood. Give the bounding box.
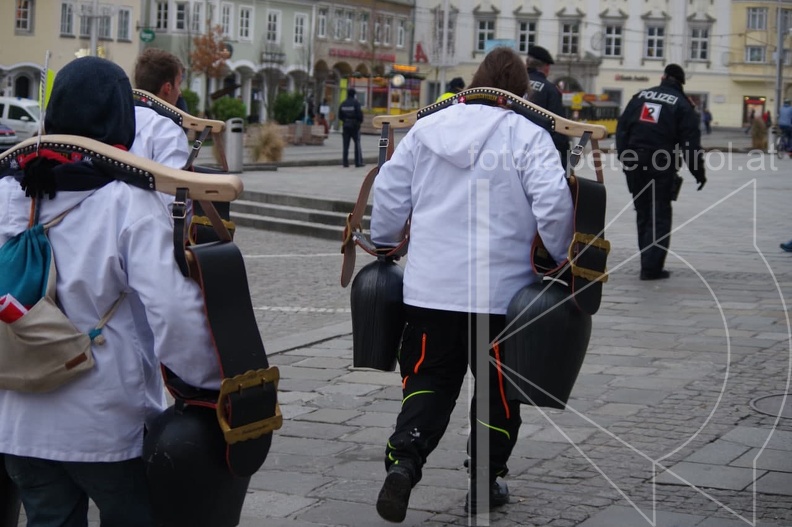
[45,56,136,149]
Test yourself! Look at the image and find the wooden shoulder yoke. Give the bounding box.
[373,87,608,141]
[133,90,226,134]
[0,135,242,202]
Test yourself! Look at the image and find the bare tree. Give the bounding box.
[190,24,230,112]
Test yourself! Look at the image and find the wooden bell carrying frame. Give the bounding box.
[132,90,237,246]
[340,87,610,315]
[0,136,281,476]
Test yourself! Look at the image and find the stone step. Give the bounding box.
[230,192,370,240]
[231,211,344,241]
[238,190,371,215]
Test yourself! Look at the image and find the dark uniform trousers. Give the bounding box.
[385,305,521,486]
[625,161,675,275]
[342,126,363,167]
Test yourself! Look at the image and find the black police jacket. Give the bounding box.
[528,69,570,170]
[339,98,364,130]
[616,78,704,180]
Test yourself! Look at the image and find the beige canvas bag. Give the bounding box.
[0,206,125,393]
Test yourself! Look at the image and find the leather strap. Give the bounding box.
[213,131,229,172]
[172,188,190,277]
[184,127,212,170]
[185,241,280,477]
[340,123,409,287]
[531,175,609,315]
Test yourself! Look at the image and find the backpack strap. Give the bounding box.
[87,293,127,345]
[340,122,410,288]
[39,199,127,337]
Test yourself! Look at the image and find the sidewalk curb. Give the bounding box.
[266,320,352,355]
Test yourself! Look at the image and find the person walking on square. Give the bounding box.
[616,63,706,281]
[702,107,712,134]
[370,47,574,522]
[339,88,364,167]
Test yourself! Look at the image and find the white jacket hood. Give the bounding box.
[412,103,519,169]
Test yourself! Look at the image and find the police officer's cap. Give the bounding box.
[663,63,686,85]
[527,46,555,65]
[449,77,465,91]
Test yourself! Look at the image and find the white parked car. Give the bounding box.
[0,97,41,141]
[0,123,18,152]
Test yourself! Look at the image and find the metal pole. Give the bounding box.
[90,0,99,56]
[439,0,450,95]
[776,6,784,119]
[771,6,785,153]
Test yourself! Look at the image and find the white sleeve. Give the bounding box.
[521,127,574,264]
[370,133,415,246]
[131,109,190,169]
[119,201,220,390]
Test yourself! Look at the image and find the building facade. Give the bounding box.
[140,0,418,123]
[414,0,792,127]
[5,0,792,127]
[0,1,141,102]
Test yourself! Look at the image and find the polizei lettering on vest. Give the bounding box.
[638,90,678,105]
[530,80,545,92]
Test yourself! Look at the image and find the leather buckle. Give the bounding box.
[170,200,187,220]
[216,367,283,444]
[342,213,358,252]
[568,232,610,283]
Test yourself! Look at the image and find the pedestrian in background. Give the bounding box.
[436,77,466,102]
[745,109,756,134]
[778,100,792,156]
[339,88,364,168]
[702,107,712,134]
[616,63,706,281]
[751,114,768,151]
[526,45,570,171]
[371,47,573,522]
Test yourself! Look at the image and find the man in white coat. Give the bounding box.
[0,56,220,526]
[130,48,190,169]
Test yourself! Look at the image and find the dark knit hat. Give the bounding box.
[527,45,555,65]
[663,63,685,85]
[448,77,465,91]
[347,88,356,97]
[45,57,135,149]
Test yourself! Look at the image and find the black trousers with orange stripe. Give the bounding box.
[384,305,522,485]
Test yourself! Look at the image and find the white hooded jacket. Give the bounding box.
[130,106,190,169]
[0,176,219,462]
[371,103,574,314]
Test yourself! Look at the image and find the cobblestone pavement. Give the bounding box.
[227,150,792,526]
[16,138,792,526]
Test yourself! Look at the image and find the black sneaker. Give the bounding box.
[464,479,510,514]
[640,270,671,281]
[376,465,413,523]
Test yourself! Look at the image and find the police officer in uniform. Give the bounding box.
[616,63,706,280]
[339,88,364,167]
[526,45,570,170]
